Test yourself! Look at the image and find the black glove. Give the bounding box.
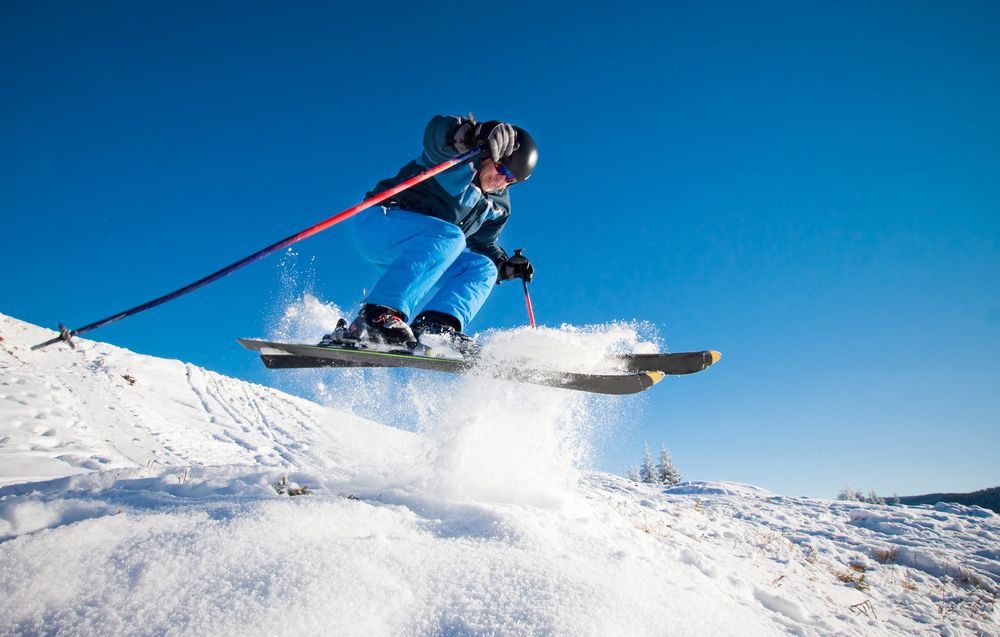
[497,249,534,284]
[448,114,479,154]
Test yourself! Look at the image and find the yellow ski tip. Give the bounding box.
[709,351,722,364]
[645,371,665,385]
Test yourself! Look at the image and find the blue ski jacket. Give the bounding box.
[366,115,511,265]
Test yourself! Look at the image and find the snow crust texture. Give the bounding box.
[1,312,998,636]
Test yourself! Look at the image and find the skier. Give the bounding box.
[323,114,538,354]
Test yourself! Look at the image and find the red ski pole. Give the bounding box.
[522,276,536,329]
[33,146,484,350]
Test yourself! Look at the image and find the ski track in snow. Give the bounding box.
[1,312,998,636]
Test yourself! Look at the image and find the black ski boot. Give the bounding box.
[317,318,350,347]
[410,311,479,356]
[320,304,416,349]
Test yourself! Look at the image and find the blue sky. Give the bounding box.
[3,1,998,498]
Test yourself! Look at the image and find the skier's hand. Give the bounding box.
[448,117,516,161]
[479,121,517,162]
[448,115,478,154]
[497,249,534,284]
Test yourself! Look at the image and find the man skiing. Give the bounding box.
[323,114,538,354]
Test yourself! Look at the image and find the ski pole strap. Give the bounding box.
[32,146,485,350]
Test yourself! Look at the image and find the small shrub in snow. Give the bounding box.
[635,518,672,537]
[849,600,877,620]
[272,476,312,496]
[829,563,869,591]
[873,547,898,565]
[837,482,887,505]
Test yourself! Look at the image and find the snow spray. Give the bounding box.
[261,269,658,507]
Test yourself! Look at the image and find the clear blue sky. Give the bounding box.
[3,1,998,498]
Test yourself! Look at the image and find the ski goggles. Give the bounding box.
[495,160,517,184]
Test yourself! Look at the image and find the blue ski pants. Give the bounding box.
[352,207,497,330]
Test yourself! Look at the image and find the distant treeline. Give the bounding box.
[897,486,1000,514]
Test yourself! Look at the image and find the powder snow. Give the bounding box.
[0,312,997,636]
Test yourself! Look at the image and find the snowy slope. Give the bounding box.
[0,312,420,489]
[1,312,998,636]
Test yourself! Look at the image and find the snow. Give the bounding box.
[1,311,998,636]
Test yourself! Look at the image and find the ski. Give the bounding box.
[619,351,721,375]
[237,339,719,396]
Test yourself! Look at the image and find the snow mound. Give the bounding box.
[2,312,999,636]
[663,480,776,498]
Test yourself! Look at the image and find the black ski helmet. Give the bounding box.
[506,126,538,182]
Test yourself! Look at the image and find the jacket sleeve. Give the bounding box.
[419,115,483,201]
[422,115,469,165]
[466,214,510,265]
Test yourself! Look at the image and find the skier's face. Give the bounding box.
[479,158,510,193]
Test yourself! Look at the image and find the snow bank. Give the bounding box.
[2,312,999,636]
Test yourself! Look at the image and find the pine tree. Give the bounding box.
[639,444,658,484]
[624,465,640,483]
[657,445,682,485]
[865,490,886,505]
[837,482,861,501]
